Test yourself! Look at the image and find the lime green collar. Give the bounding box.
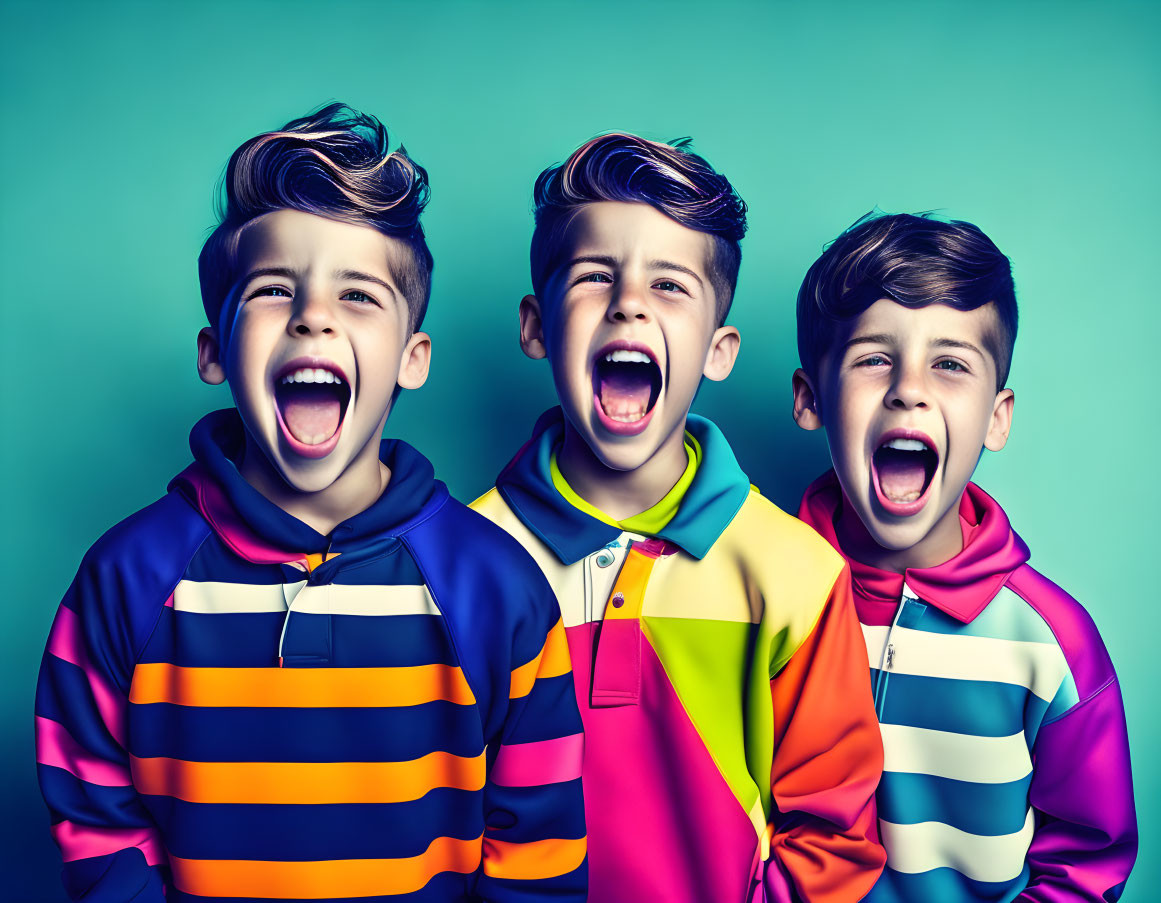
[549,433,702,535]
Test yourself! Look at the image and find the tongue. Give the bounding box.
[877,452,927,502]
[599,369,651,420]
[281,384,342,445]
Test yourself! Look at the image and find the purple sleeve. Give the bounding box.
[1010,567,1138,902]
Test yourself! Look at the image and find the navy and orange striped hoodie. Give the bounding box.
[35,409,587,903]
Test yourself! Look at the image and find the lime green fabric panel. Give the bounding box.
[643,615,762,813]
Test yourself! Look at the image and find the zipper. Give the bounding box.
[873,596,908,718]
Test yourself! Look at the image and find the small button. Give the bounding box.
[611,592,625,608]
[595,550,615,567]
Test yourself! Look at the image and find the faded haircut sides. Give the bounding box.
[198,103,433,334]
[530,133,748,324]
[797,212,1018,389]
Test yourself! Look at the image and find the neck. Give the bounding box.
[239,436,390,536]
[556,420,688,522]
[835,495,964,575]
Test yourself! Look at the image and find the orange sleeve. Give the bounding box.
[766,564,886,902]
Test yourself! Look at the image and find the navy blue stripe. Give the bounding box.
[504,673,585,745]
[152,792,484,861]
[129,702,484,762]
[323,545,425,585]
[878,771,1032,835]
[868,862,1029,903]
[38,765,150,827]
[484,779,586,844]
[170,868,474,903]
[870,668,1044,739]
[36,656,126,763]
[141,609,460,668]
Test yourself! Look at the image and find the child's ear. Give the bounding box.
[519,295,547,360]
[792,368,823,431]
[197,328,226,385]
[396,331,432,391]
[702,326,740,381]
[984,388,1015,451]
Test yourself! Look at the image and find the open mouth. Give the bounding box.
[591,345,663,436]
[871,433,938,515]
[272,363,352,459]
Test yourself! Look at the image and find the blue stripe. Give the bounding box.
[36,656,126,763]
[169,869,476,903]
[152,793,484,860]
[477,862,587,902]
[38,765,150,828]
[878,771,1032,835]
[503,673,585,744]
[481,779,586,844]
[140,609,460,668]
[129,702,485,762]
[869,669,1043,738]
[867,862,1029,903]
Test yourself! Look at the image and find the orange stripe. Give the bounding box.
[509,618,572,699]
[131,750,485,804]
[171,834,482,899]
[129,662,476,707]
[483,835,587,881]
[602,548,657,621]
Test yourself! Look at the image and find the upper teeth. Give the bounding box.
[604,350,652,364]
[281,368,343,385]
[885,438,927,451]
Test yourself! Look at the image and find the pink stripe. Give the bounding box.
[35,717,132,787]
[51,821,166,866]
[491,733,584,787]
[46,607,127,747]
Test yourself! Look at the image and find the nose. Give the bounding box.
[287,288,336,337]
[606,281,650,324]
[885,360,928,410]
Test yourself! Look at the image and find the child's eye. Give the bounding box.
[934,359,967,372]
[576,272,613,285]
[251,285,291,299]
[653,280,686,295]
[856,354,890,367]
[341,290,379,306]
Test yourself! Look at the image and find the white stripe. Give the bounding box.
[881,723,1031,783]
[881,807,1034,882]
[173,581,440,616]
[885,626,1068,701]
[862,624,890,670]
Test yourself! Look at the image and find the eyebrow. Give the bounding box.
[240,266,398,299]
[563,255,705,287]
[843,333,986,357]
[335,269,398,299]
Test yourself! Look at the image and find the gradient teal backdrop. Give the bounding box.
[3,0,1157,898]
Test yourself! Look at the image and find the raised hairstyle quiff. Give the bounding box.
[198,103,433,332]
[530,133,748,324]
[797,212,1018,388]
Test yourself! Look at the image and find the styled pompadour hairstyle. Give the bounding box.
[797,212,1018,388]
[198,103,433,333]
[530,133,748,324]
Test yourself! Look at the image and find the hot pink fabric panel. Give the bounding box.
[491,733,584,787]
[51,821,166,866]
[568,625,757,903]
[35,717,131,787]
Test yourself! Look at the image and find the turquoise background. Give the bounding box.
[2,0,1157,898]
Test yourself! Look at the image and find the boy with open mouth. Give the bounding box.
[792,212,1138,902]
[35,105,586,903]
[473,134,886,902]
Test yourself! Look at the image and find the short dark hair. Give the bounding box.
[797,212,1018,387]
[530,133,747,324]
[199,103,433,333]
